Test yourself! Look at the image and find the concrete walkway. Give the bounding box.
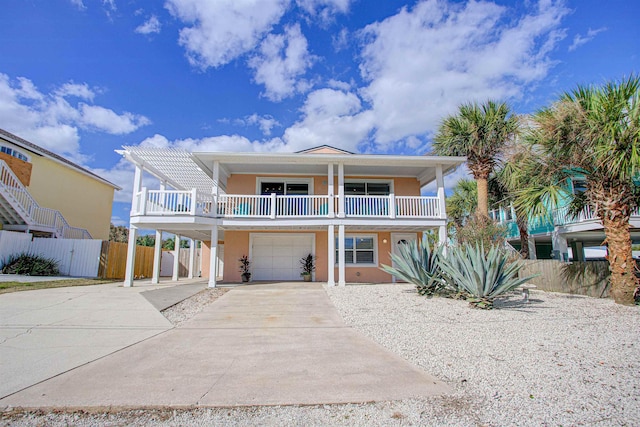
[1,282,450,408]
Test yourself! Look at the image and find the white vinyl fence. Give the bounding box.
[0,230,102,277]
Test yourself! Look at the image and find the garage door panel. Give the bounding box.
[251,234,313,281]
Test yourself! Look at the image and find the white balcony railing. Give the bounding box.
[133,188,442,220]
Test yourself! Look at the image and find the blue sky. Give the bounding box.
[0,0,638,225]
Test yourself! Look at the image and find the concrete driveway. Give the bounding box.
[0,282,450,408]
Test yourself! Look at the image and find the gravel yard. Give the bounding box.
[3,284,639,426]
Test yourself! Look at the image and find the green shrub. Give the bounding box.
[438,244,536,309]
[381,237,448,296]
[1,253,60,276]
[454,214,507,249]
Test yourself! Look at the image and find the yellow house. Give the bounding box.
[118,145,465,287]
[0,128,119,240]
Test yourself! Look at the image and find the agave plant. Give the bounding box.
[381,237,447,296]
[438,243,537,309]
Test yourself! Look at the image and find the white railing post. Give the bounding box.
[140,187,148,215]
[327,163,335,218]
[436,165,446,219]
[270,193,277,219]
[338,163,345,218]
[389,193,396,218]
[191,188,197,215]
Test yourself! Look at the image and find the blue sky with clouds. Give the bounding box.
[0,0,638,225]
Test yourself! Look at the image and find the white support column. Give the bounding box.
[527,236,537,260]
[151,229,162,284]
[338,224,346,286]
[438,225,447,255]
[552,230,569,262]
[327,163,335,218]
[208,227,218,288]
[327,224,335,286]
[130,164,143,215]
[123,225,138,287]
[436,165,446,219]
[172,235,180,281]
[212,161,220,215]
[338,163,345,218]
[188,238,196,279]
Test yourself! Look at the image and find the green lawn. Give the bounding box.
[0,278,117,294]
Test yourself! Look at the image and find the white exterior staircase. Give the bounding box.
[0,160,92,239]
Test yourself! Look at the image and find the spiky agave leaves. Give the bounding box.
[438,244,537,309]
[381,237,448,297]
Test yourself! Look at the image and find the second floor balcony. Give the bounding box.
[133,188,443,220]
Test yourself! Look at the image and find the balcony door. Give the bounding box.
[260,181,310,196]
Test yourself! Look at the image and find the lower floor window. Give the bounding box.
[336,236,376,264]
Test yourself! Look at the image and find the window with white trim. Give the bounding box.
[336,235,376,265]
[0,146,29,162]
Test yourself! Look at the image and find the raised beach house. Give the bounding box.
[118,145,465,286]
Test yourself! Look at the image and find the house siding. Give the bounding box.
[27,156,115,240]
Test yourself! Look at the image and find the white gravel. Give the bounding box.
[161,288,229,326]
[3,285,639,426]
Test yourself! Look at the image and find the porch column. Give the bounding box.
[436,165,446,219]
[172,235,180,281]
[212,161,220,215]
[438,225,447,255]
[552,230,569,261]
[327,224,335,286]
[208,227,218,287]
[124,164,144,287]
[571,240,585,262]
[327,163,335,218]
[123,225,138,287]
[527,236,537,260]
[151,229,162,284]
[338,224,346,286]
[188,238,195,279]
[338,163,345,218]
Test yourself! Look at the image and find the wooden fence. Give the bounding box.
[98,241,155,280]
[519,259,610,298]
[98,241,202,280]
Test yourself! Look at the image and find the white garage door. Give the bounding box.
[251,234,314,281]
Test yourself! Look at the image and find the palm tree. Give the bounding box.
[516,75,640,305]
[434,100,520,219]
[446,178,478,228]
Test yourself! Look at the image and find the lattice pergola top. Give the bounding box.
[119,146,214,194]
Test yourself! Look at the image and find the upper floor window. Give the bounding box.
[0,146,29,162]
[345,181,391,195]
[571,179,587,194]
[258,178,311,195]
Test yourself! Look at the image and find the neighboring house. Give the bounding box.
[492,177,640,261]
[0,128,120,240]
[118,145,465,286]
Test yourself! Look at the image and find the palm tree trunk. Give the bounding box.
[517,217,530,259]
[602,216,637,305]
[476,177,489,219]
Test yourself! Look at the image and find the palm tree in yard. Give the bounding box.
[434,100,520,219]
[446,178,478,228]
[516,76,640,305]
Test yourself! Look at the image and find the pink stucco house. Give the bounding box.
[118,145,464,286]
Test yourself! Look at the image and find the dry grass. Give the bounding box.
[0,278,116,294]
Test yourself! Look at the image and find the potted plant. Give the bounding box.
[300,253,315,282]
[239,255,251,282]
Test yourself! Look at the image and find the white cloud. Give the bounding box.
[248,24,314,101]
[0,73,150,162]
[296,0,351,23]
[568,27,606,51]
[136,15,161,35]
[80,104,151,134]
[70,0,85,10]
[55,82,95,100]
[244,114,281,136]
[165,0,290,69]
[354,0,569,146]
